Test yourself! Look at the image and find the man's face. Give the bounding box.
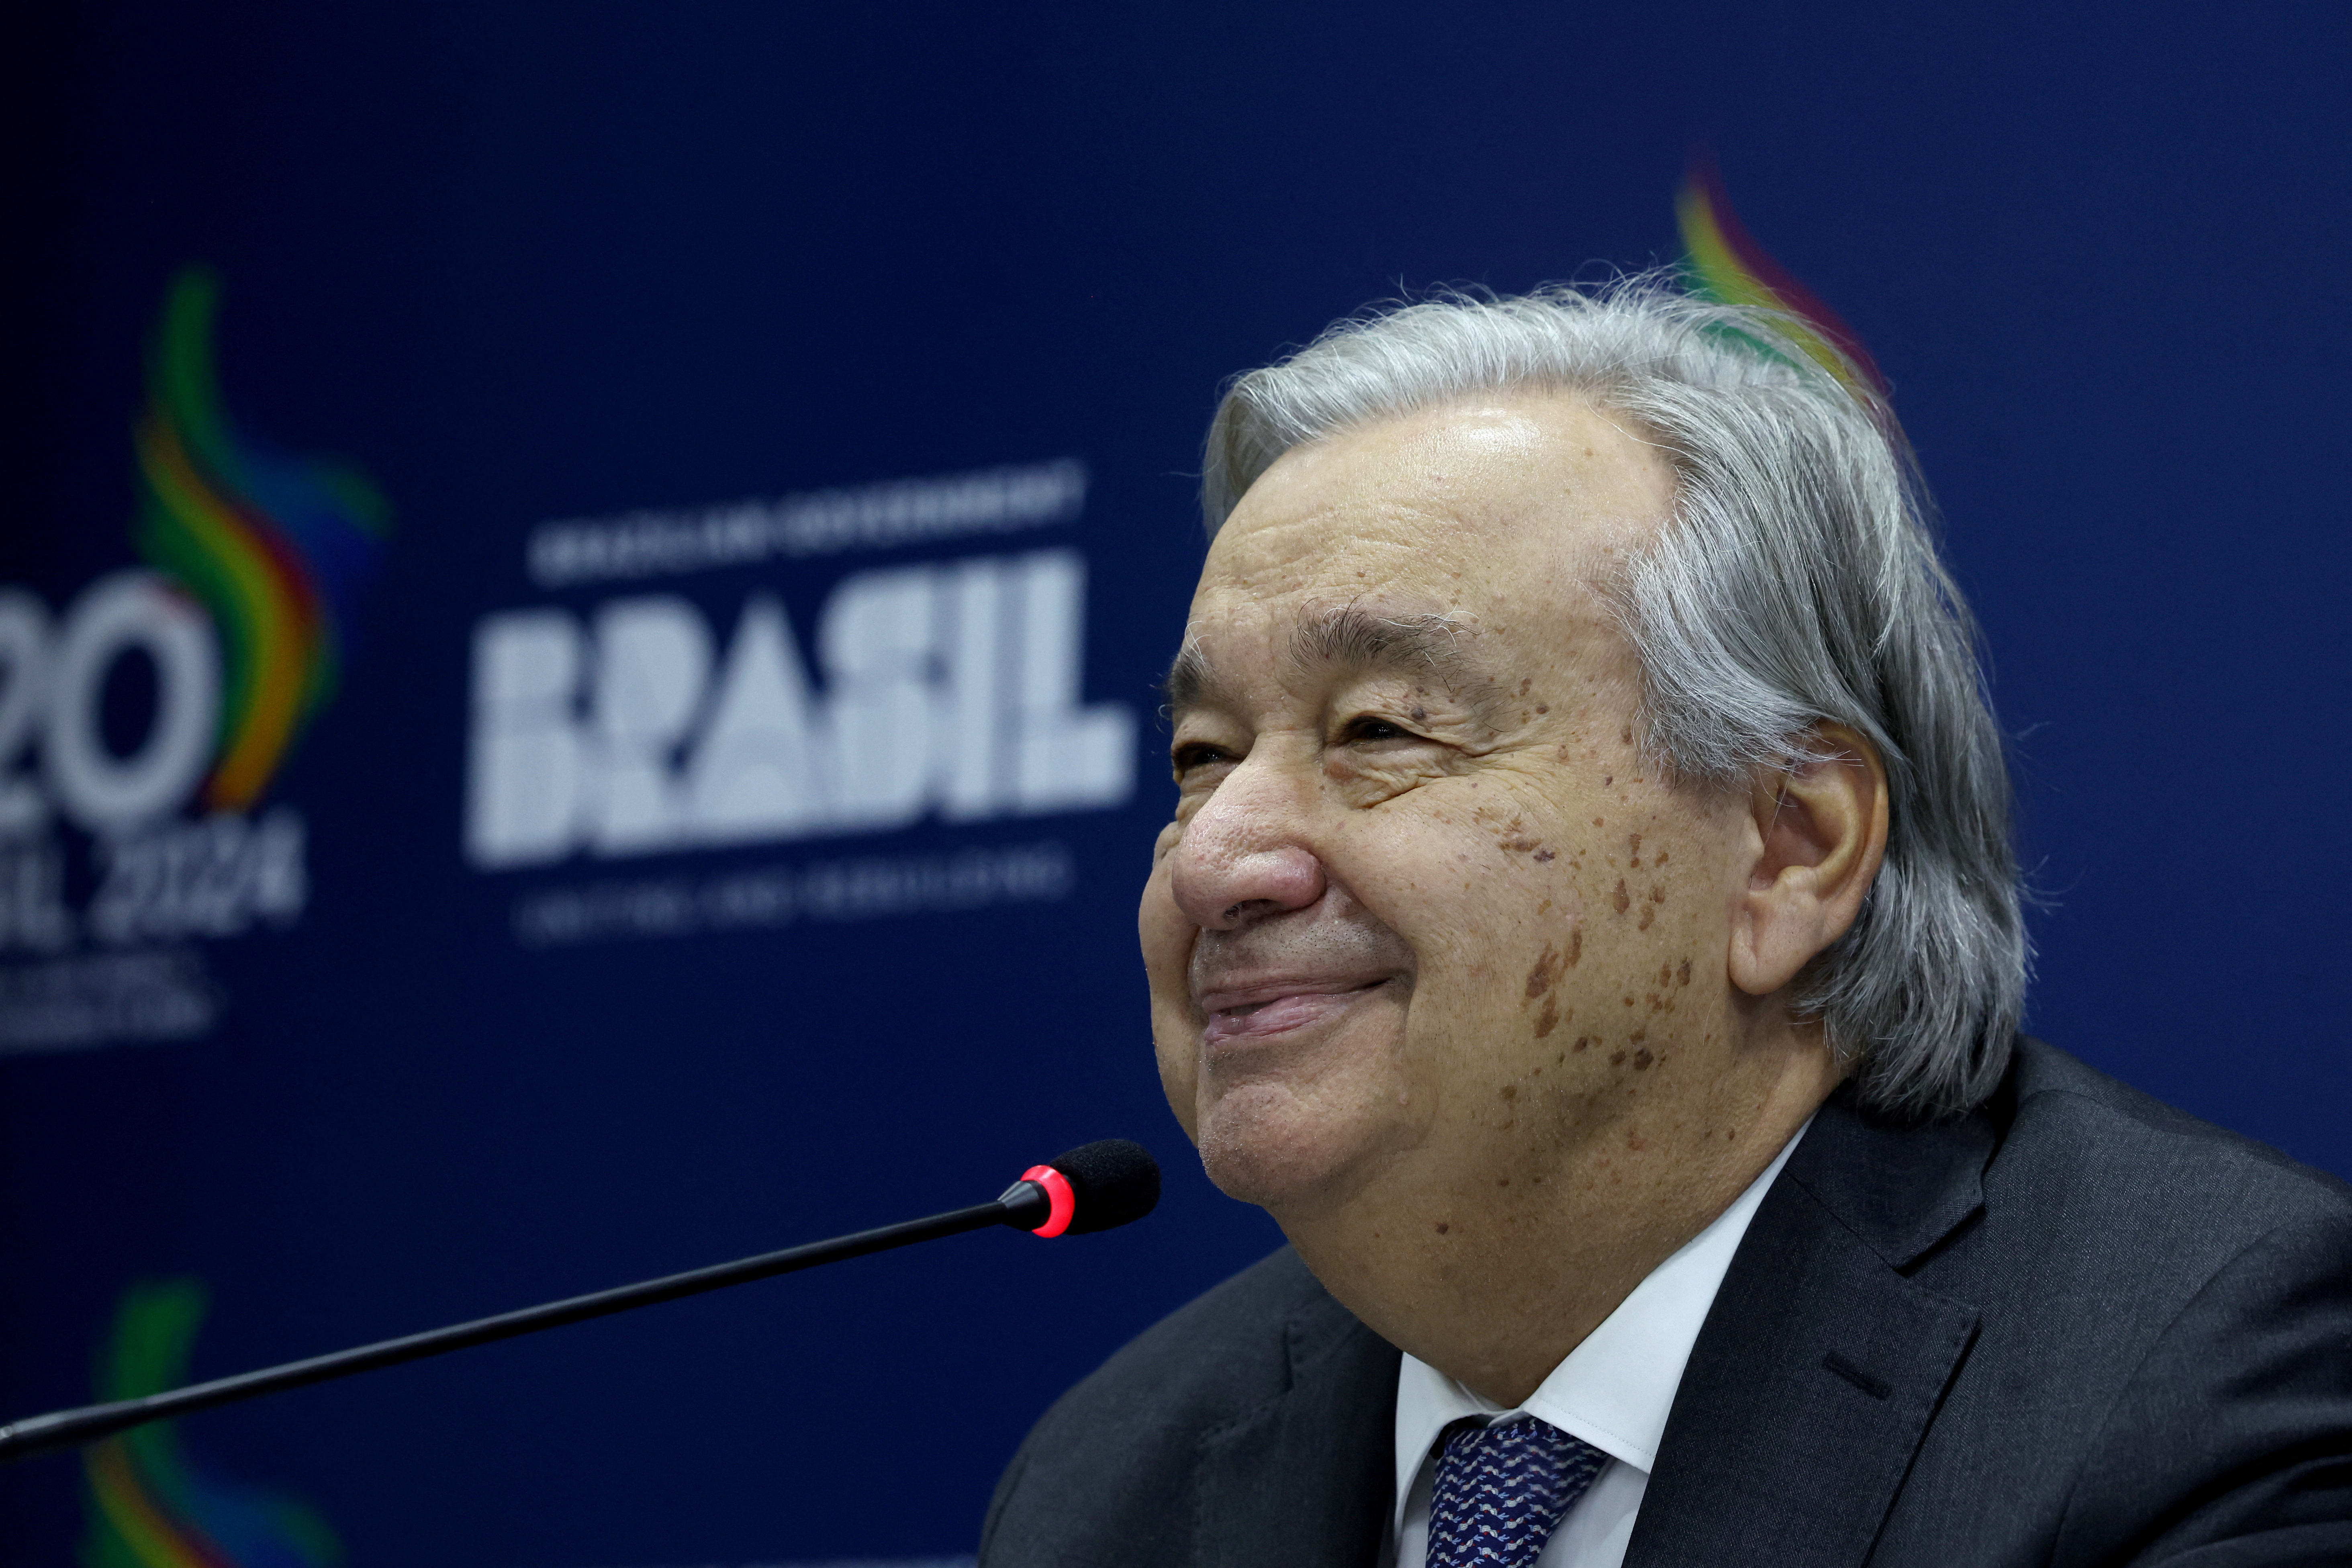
[1142,393,1759,1224]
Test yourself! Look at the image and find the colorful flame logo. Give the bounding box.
[132,268,390,813]
[1675,153,1887,397]
[80,1280,341,1568]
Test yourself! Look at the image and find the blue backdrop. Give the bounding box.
[5,3,2348,1564]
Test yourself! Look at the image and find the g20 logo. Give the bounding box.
[0,571,306,955]
[0,573,220,836]
[0,267,380,1055]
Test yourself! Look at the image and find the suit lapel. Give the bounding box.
[1624,1098,1996,1568]
[1190,1281,1402,1568]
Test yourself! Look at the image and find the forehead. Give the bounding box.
[1179,394,1675,697]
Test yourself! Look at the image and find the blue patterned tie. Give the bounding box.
[1426,1417,1608,1567]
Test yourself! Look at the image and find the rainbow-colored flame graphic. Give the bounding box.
[1676,154,1886,397]
[132,268,390,813]
[80,1280,341,1568]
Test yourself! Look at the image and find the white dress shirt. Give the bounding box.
[1387,1125,1807,1568]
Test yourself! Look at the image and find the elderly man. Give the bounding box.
[981,280,2352,1566]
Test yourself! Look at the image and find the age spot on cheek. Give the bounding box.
[1524,943,1563,1001]
[1534,994,1560,1038]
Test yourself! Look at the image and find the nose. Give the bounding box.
[1165,755,1328,931]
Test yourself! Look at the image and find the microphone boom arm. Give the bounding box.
[0,1182,1052,1465]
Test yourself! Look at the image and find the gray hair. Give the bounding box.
[1199,274,2026,1121]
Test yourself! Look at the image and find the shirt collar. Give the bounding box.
[1391,1121,1808,1533]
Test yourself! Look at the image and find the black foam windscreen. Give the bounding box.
[1046,1139,1161,1234]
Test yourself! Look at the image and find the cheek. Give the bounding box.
[1424,783,1733,1038]
[1331,792,1540,920]
[1541,814,1739,1071]
[1353,790,1588,974]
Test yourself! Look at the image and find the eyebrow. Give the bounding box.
[1162,605,1503,723]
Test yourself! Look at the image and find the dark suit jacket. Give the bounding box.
[981,1040,2352,1566]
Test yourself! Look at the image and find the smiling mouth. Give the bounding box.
[1199,977,1393,1049]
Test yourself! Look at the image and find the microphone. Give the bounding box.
[1004,1136,1160,1236]
[0,1138,1158,1465]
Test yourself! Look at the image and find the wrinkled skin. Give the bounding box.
[1140,392,1882,1403]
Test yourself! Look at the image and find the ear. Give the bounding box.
[1727,723,1890,998]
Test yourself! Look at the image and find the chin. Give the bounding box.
[1193,1081,1404,1214]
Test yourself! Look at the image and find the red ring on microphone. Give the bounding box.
[1022,1164,1076,1238]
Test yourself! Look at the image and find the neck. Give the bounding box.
[1273,1027,1839,1408]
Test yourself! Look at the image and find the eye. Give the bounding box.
[1338,714,1418,744]
[1170,740,1236,777]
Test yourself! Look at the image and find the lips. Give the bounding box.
[1198,976,1392,1048]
